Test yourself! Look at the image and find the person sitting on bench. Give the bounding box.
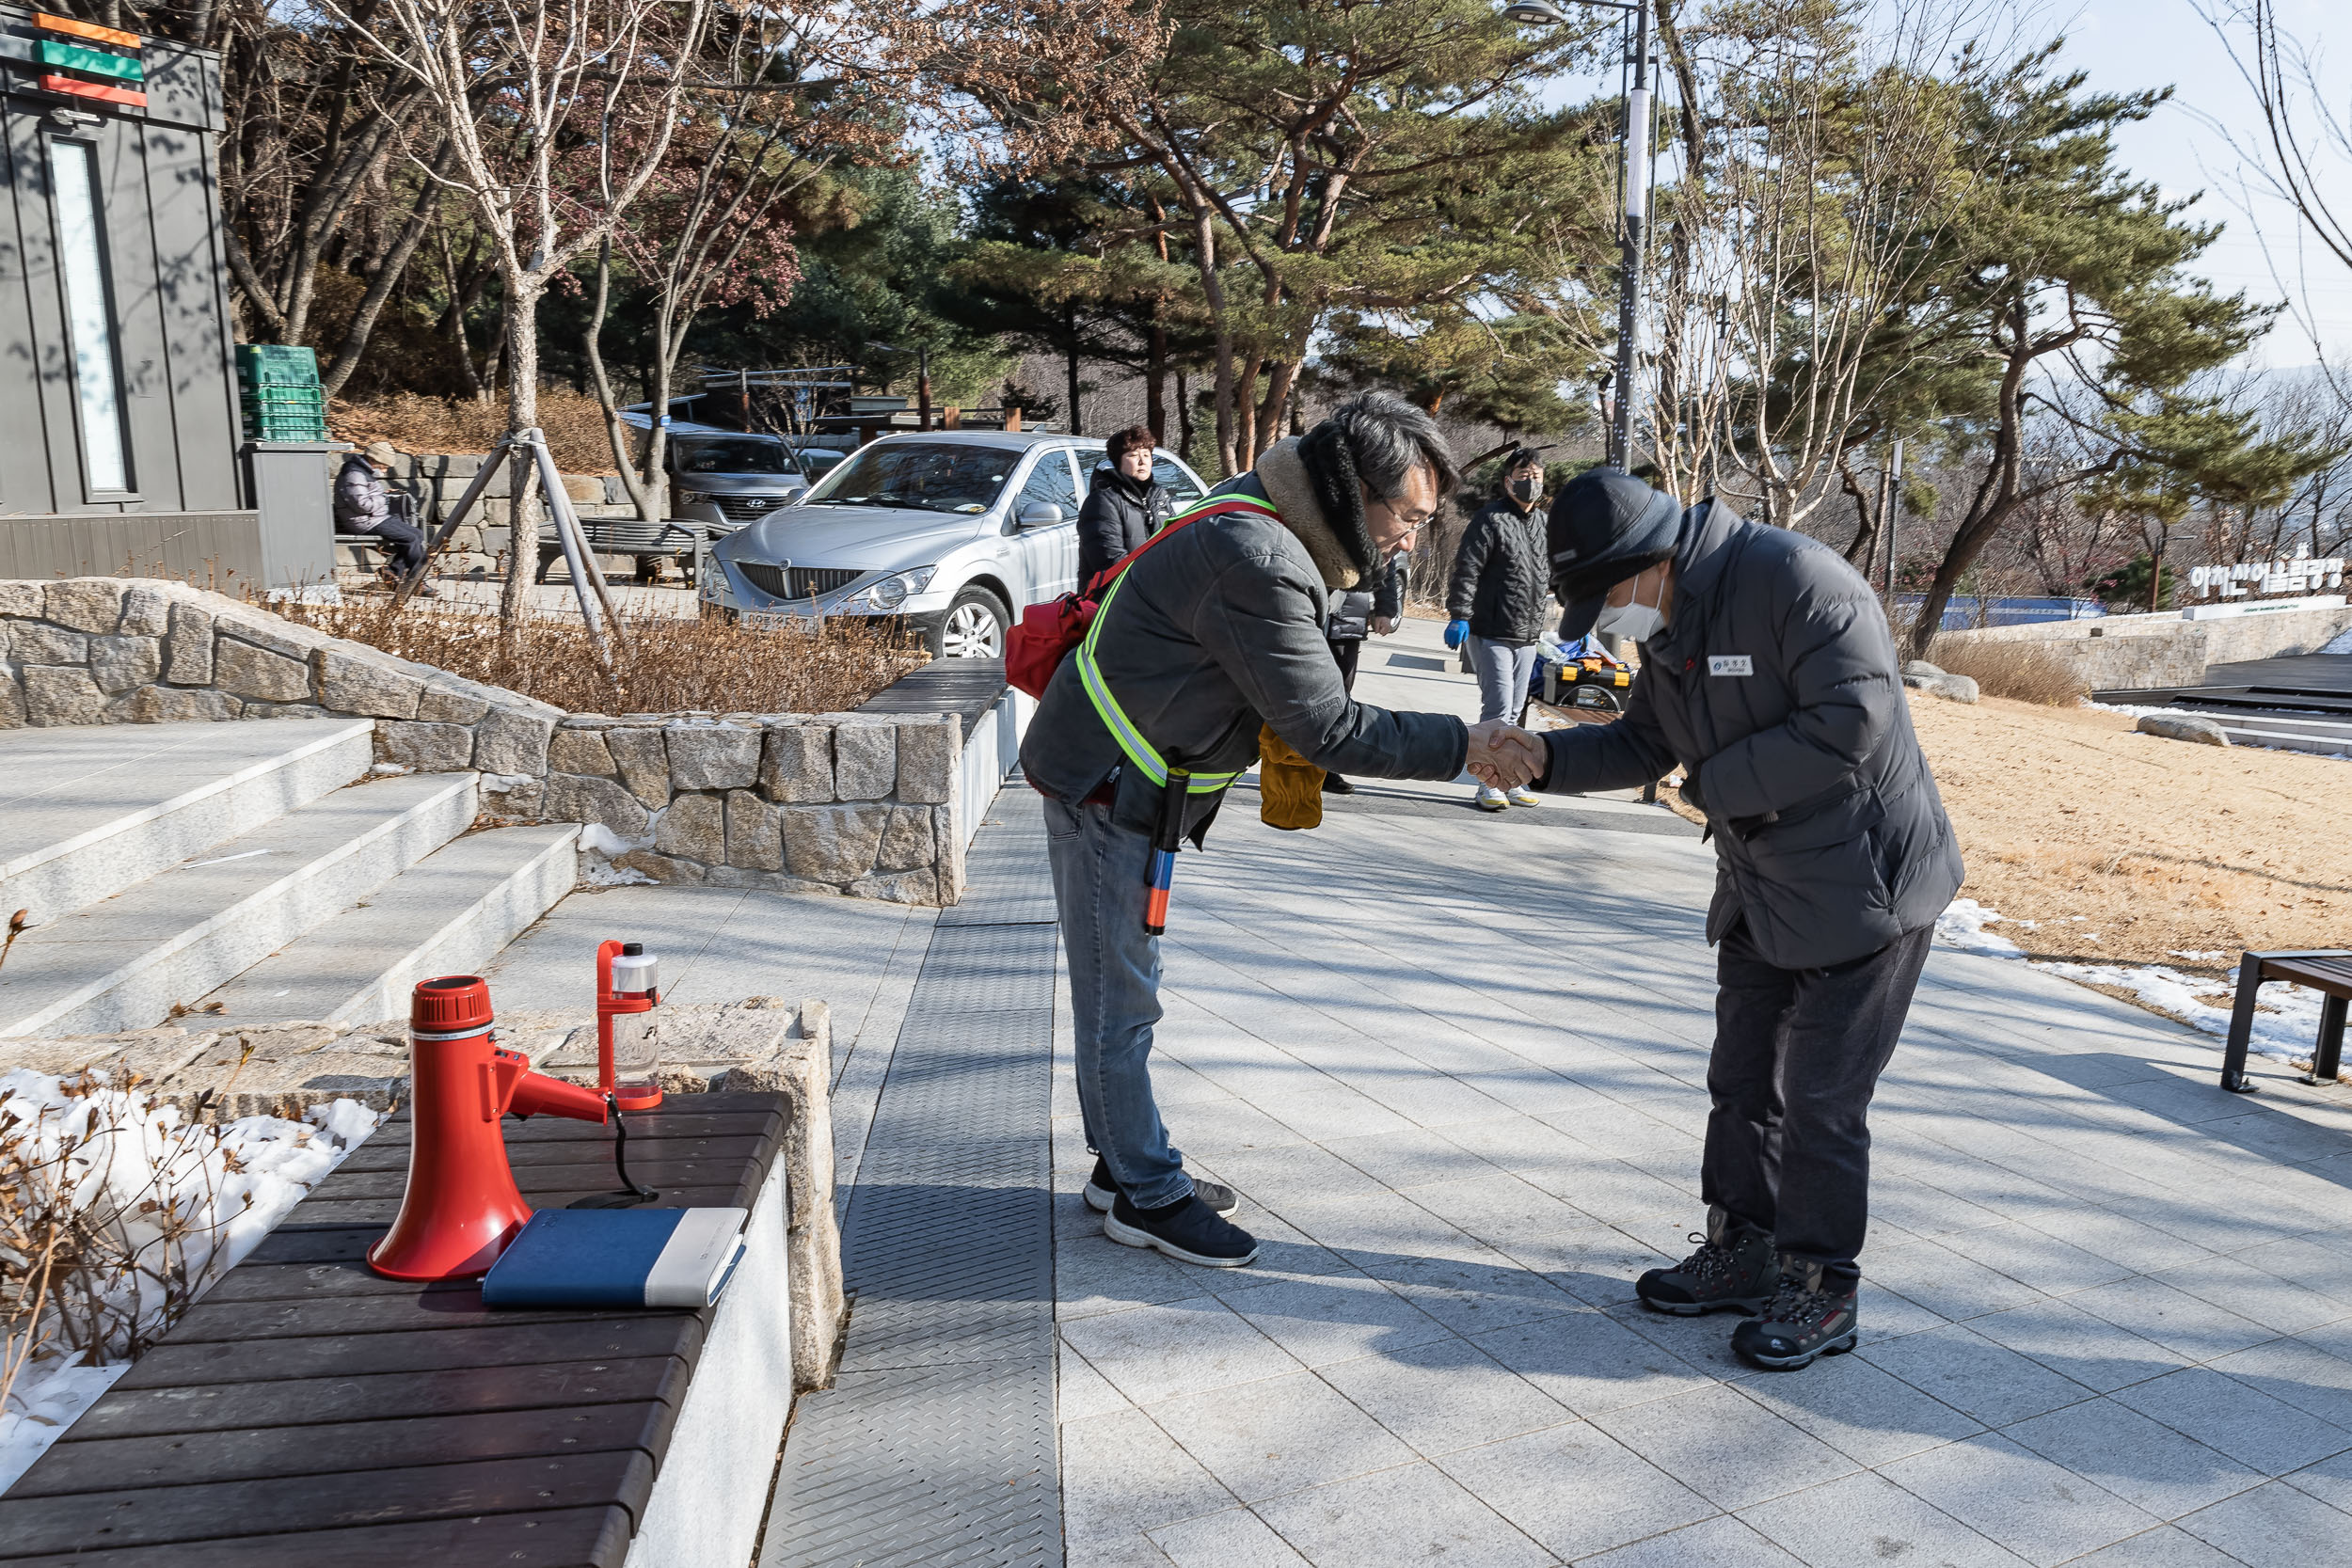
[337,440,437,597]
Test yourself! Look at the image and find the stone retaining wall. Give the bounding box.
[1939,602,2352,690]
[0,577,967,905]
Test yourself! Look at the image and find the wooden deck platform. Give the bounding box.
[0,1092,787,1567]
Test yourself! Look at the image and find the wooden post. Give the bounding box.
[943,407,961,430]
[1005,407,1022,434]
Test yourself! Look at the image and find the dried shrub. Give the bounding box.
[1924,634,2089,706]
[3,1073,234,1386]
[327,388,620,474]
[276,598,929,716]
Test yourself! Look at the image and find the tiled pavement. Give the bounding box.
[1050,624,2352,1568]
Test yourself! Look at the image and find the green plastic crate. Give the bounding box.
[243,386,326,409]
[243,414,331,442]
[235,344,321,387]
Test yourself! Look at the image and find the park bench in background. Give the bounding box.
[536,518,713,585]
[0,1091,791,1567]
[2220,948,2350,1092]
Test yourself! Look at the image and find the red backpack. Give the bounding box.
[1005,499,1268,699]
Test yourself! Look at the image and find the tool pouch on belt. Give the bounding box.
[1256,725,1323,832]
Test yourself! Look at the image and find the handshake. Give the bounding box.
[1465,720,1547,790]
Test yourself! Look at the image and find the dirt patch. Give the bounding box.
[1905,692,2350,980]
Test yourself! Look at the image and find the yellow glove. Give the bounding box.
[1257,725,1323,832]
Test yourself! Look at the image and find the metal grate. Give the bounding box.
[762,792,1063,1568]
[715,494,789,523]
[736,561,865,601]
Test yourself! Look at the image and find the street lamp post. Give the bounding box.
[1501,0,1651,470]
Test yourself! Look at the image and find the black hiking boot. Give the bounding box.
[1084,1157,1238,1218]
[1637,1207,1777,1316]
[1732,1256,1861,1370]
[1322,772,1356,794]
[1104,1192,1260,1268]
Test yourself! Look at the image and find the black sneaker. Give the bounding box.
[1104,1193,1259,1268]
[1083,1157,1238,1218]
[1731,1257,1860,1370]
[1322,772,1355,794]
[1637,1207,1776,1316]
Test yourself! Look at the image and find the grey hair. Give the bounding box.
[1324,392,1460,500]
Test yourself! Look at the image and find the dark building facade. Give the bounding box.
[0,8,257,582]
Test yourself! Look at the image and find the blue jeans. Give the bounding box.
[1043,793,1193,1209]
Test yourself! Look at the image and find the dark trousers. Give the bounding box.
[364,510,430,576]
[1700,919,1932,1275]
[1329,636,1361,692]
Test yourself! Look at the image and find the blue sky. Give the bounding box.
[1531,0,2352,366]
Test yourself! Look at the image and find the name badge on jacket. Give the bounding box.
[1708,655,1754,676]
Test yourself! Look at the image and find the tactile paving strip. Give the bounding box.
[762,790,1064,1567]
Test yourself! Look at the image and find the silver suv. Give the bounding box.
[663,431,849,534]
[700,431,1208,657]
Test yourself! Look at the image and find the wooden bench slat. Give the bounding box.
[0,1504,631,1568]
[0,1450,654,1558]
[165,1292,699,1346]
[115,1315,704,1391]
[281,1180,754,1228]
[316,1154,769,1202]
[57,1357,689,1442]
[360,1097,785,1145]
[2263,955,2352,995]
[333,1132,771,1176]
[11,1402,679,1497]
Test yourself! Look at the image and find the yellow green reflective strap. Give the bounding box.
[1072,496,1271,795]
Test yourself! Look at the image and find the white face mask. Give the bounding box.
[1594,571,1666,642]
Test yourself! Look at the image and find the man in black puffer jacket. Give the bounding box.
[1501,467,1963,1373]
[1076,424,1174,584]
[1445,448,1551,808]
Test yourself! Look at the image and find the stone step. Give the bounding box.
[198,822,581,1028]
[0,772,480,1040]
[0,717,375,929]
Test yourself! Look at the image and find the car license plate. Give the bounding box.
[741,610,817,634]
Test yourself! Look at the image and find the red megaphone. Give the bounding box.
[367,974,610,1281]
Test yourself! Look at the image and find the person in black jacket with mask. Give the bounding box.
[1078,425,1175,584]
[1445,448,1550,810]
[1490,467,1963,1372]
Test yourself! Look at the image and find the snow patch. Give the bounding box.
[0,1076,382,1490]
[1932,899,2322,1067]
[576,820,658,886]
[2319,627,2352,656]
[1932,898,2023,957]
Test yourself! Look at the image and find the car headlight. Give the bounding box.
[675,489,710,506]
[859,567,935,610]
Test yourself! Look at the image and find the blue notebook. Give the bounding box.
[480,1207,749,1309]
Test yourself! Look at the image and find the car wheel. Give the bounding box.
[931,586,1009,659]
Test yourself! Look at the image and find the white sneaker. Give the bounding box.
[1507,786,1540,807]
[1475,785,1508,812]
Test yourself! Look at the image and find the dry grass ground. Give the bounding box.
[1902,693,2351,977]
[1633,693,2348,978]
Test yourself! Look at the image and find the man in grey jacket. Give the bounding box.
[1021,394,1537,1269]
[1513,467,1962,1370]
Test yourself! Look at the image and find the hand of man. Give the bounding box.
[1443,619,1470,649]
[1465,721,1546,790]
[1372,615,1397,636]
